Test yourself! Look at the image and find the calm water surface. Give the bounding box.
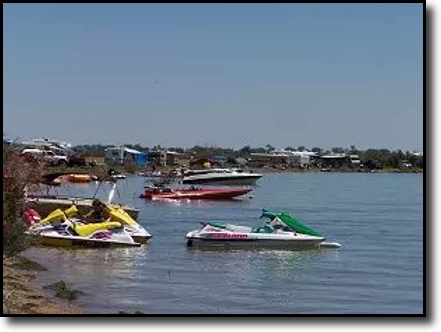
[27,173,424,314]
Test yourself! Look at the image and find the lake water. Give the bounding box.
[26,173,424,314]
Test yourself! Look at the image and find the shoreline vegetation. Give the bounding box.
[3,144,86,314]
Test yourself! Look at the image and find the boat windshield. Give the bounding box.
[260,210,323,237]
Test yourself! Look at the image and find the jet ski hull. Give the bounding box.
[125,226,152,244]
[187,231,325,250]
[107,208,151,244]
[131,235,151,244]
[186,234,326,250]
[186,238,340,250]
[38,234,141,248]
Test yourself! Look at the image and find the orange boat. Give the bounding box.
[67,173,92,183]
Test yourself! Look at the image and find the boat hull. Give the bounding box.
[67,174,93,183]
[182,176,261,186]
[186,237,326,250]
[186,229,327,250]
[124,226,152,244]
[141,188,252,200]
[111,174,126,179]
[37,234,141,248]
[30,221,151,246]
[131,234,151,244]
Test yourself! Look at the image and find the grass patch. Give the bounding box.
[43,280,85,301]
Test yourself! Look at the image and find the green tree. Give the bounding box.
[349,145,358,154]
[331,147,345,154]
[415,156,424,168]
[311,147,322,155]
[239,145,251,155]
[3,144,45,256]
[265,144,275,152]
[250,147,266,154]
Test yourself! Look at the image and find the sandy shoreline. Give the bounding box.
[3,254,85,315]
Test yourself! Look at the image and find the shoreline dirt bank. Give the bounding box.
[3,254,85,314]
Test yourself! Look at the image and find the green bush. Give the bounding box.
[3,144,44,257]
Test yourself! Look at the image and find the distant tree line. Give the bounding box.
[358,149,423,169]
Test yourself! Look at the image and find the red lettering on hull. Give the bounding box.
[208,233,248,239]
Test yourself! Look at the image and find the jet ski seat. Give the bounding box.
[74,221,122,237]
[252,224,275,234]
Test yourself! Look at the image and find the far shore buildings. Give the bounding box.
[316,153,361,169]
[248,150,363,170]
[14,138,422,170]
[21,137,73,156]
[248,150,318,168]
[105,146,148,167]
[146,149,192,167]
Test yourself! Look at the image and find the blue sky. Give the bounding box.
[3,3,423,150]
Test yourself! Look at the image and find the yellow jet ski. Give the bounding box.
[27,206,143,248]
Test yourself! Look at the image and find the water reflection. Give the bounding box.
[26,246,149,281]
[186,248,339,283]
[142,198,251,208]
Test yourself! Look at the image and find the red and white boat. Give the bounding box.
[140,186,252,200]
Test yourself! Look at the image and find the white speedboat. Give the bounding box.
[107,169,127,180]
[182,168,262,186]
[186,209,340,250]
[111,174,126,180]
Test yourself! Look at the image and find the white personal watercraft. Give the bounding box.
[186,209,341,250]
